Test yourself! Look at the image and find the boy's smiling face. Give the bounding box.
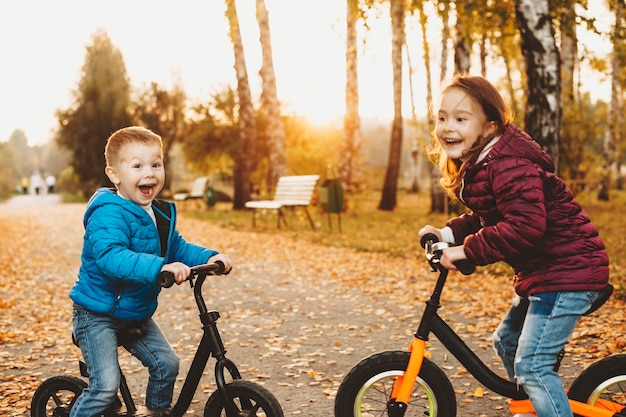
[105,142,165,207]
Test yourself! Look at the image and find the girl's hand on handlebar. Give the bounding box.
[208,253,232,275]
[418,225,442,242]
[439,245,467,272]
[160,262,191,285]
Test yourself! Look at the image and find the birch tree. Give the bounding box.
[558,0,585,185]
[599,0,624,200]
[453,0,471,73]
[225,0,256,209]
[339,0,364,191]
[378,0,405,211]
[515,0,562,172]
[256,0,287,191]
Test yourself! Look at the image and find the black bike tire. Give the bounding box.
[334,350,457,417]
[30,375,86,417]
[203,379,284,417]
[567,353,626,416]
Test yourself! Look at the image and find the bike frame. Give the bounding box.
[92,269,243,417]
[388,255,625,417]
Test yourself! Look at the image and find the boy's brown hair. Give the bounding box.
[104,126,163,167]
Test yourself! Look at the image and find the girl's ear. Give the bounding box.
[105,166,120,186]
[484,121,498,138]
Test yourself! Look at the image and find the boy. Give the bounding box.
[69,126,232,416]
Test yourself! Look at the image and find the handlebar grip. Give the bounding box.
[214,260,226,275]
[420,232,439,248]
[158,271,176,288]
[454,259,476,276]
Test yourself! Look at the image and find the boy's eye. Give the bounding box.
[132,164,141,169]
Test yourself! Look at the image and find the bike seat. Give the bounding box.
[584,283,614,316]
[72,322,148,347]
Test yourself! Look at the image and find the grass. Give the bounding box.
[186,188,626,298]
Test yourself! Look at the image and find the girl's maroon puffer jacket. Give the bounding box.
[446,123,609,297]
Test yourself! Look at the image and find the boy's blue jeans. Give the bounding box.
[493,291,599,417]
[70,305,179,417]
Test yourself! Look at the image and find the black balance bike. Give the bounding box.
[31,262,284,417]
[334,234,626,417]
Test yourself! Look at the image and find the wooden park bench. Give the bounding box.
[173,176,210,210]
[245,175,320,230]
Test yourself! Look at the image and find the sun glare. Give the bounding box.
[0,0,613,145]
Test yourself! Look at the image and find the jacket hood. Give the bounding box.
[486,123,555,173]
[84,188,146,227]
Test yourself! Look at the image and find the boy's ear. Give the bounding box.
[105,166,120,186]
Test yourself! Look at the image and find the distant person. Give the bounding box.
[418,74,609,417]
[68,126,232,416]
[46,175,56,193]
[30,172,43,195]
[20,177,29,194]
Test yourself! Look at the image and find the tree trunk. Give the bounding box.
[225,0,256,209]
[378,0,404,211]
[598,0,622,201]
[339,0,363,192]
[559,1,583,186]
[256,0,287,192]
[439,1,450,83]
[453,2,471,74]
[416,0,444,211]
[515,0,561,173]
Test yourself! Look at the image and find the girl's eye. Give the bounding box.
[153,163,162,168]
[133,164,141,169]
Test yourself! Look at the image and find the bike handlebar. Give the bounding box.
[158,261,227,288]
[420,233,476,276]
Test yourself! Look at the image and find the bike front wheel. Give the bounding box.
[334,350,457,417]
[568,353,626,416]
[204,379,284,417]
[30,375,86,417]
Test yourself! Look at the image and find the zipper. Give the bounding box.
[109,283,124,315]
[459,174,466,205]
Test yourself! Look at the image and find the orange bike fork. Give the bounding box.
[390,338,427,405]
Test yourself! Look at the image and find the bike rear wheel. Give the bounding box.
[31,375,86,417]
[568,353,626,416]
[334,350,457,417]
[204,379,284,417]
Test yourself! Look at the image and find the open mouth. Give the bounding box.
[139,184,155,197]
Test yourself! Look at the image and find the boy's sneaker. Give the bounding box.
[513,414,534,417]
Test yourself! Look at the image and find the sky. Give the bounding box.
[0,0,366,145]
[0,0,614,146]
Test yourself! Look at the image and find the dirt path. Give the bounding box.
[0,196,613,416]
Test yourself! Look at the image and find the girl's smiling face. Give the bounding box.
[105,142,165,207]
[435,87,494,161]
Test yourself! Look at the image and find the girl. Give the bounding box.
[419,74,609,417]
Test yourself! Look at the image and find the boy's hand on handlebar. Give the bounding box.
[160,262,191,285]
[208,254,232,275]
[439,246,467,272]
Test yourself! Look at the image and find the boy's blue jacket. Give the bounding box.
[70,188,218,321]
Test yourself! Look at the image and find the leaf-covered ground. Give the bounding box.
[1,195,624,416]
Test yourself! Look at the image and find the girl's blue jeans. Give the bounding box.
[69,305,179,417]
[493,291,599,417]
